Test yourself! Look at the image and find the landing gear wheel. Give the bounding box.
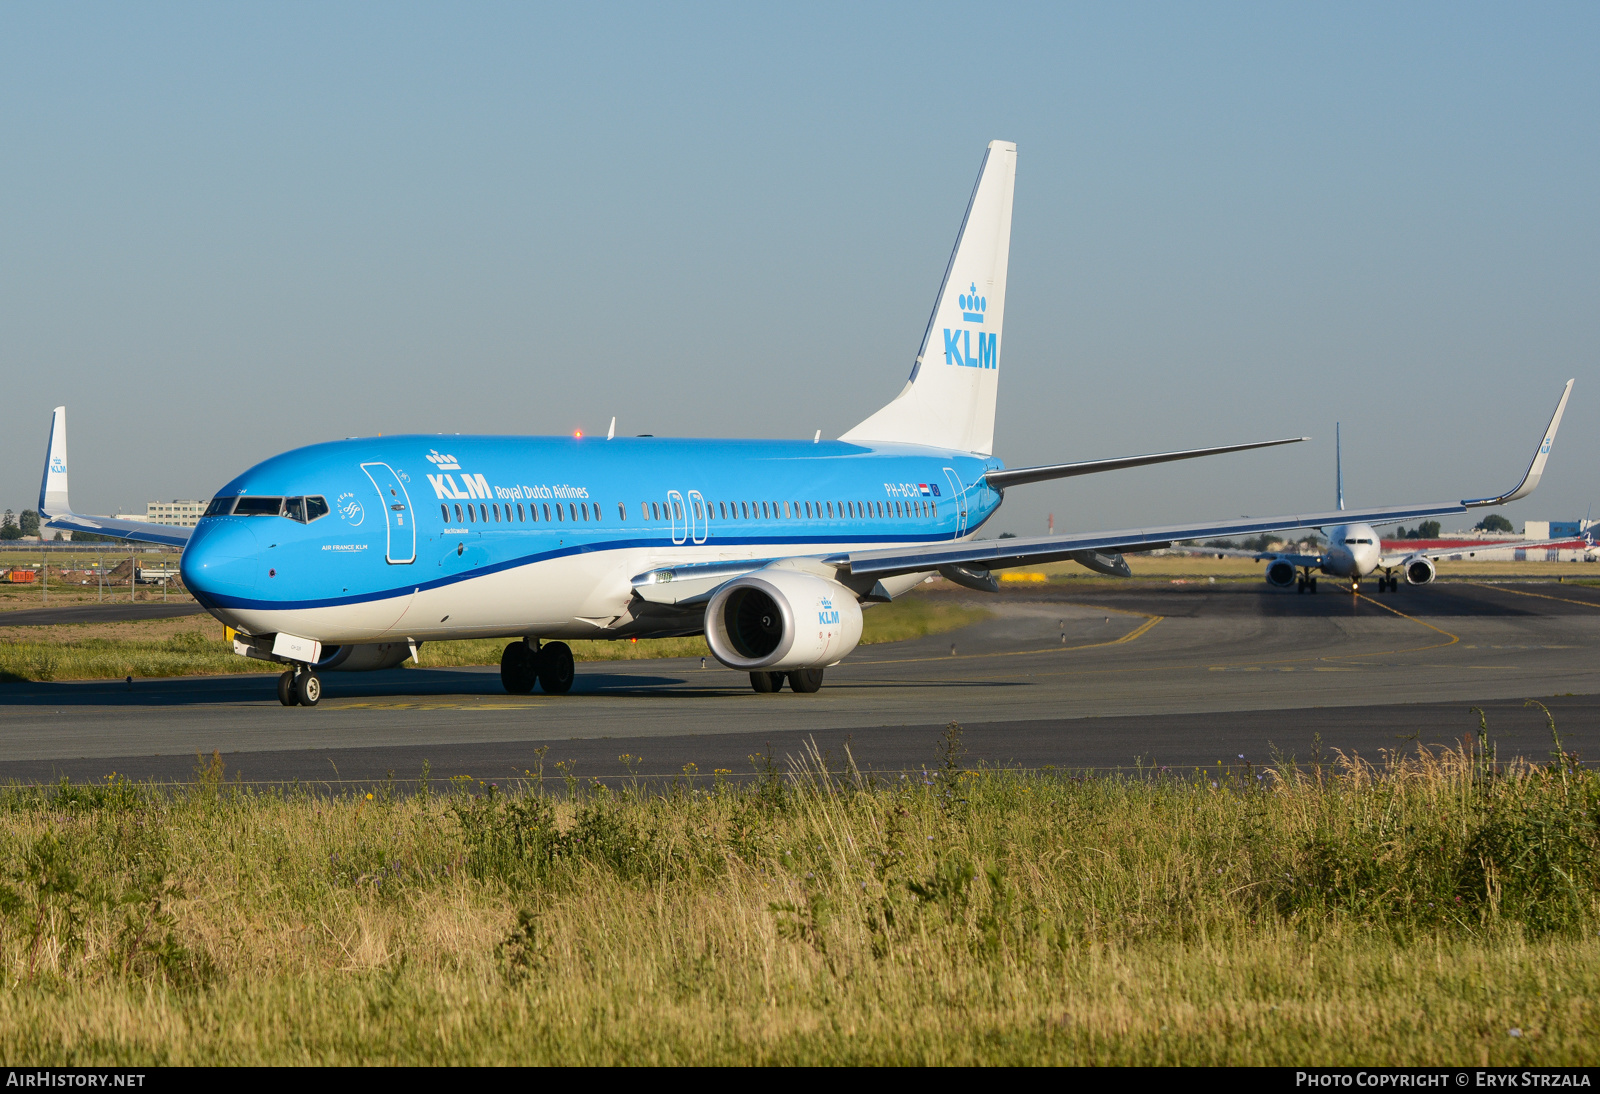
[500,642,537,694]
[1308,578,1318,594]
[1296,578,1306,594]
[292,670,322,707]
[749,671,781,693]
[277,670,297,706]
[789,667,825,693]
[537,641,575,695]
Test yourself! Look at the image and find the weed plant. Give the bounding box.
[0,723,1594,1064]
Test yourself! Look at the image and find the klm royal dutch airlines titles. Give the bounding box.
[38,140,1570,706]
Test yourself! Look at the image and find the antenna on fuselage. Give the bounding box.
[1336,422,1345,511]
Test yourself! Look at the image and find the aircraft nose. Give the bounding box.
[181,520,261,598]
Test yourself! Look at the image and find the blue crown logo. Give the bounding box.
[958,283,986,323]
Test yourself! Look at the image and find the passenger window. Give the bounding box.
[555,504,564,521]
[479,504,488,523]
[672,501,682,520]
[467,505,476,523]
[650,501,659,520]
[453,504,462,522]
[932,501,937,517]
[759,502,767,519]
[542,503,550,521]
[492,504,500,522]
[618,503,627,521]
[440,503,449,521]
[582,503,590,521]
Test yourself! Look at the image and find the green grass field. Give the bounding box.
[0,594,990,682]
[0,725,1593,1064]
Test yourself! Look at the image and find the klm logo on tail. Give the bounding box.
[944,283,997,369]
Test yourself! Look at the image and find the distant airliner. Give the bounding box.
[1206,407,1574,594]
[37,141,1572,706]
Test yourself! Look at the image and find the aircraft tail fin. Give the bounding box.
[36,406,190,546]
[841,140,1016,456]
[39,406,70,518]
[1336,423,1345,511]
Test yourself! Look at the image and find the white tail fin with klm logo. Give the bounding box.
[841,140,1016,456]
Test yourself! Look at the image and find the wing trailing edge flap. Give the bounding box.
[36,406,193,547]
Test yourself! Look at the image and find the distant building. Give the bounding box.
[113,500,206,528]
[1522,520,1595,540]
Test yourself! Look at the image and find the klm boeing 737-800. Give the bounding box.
[37,140,1573,706]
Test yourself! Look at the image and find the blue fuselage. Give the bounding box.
[181,435,1003,644]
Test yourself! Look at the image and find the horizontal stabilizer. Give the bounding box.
[984,436,1307,490]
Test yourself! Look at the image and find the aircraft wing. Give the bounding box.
[1170,544,1322,565]
[1377,534,1591,570]
[839,378,1573,583]
[36,406,194,548]
[833,502,1464,580]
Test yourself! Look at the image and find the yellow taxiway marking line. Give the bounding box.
[1461,581,1600,610]
[851,611,1163,666]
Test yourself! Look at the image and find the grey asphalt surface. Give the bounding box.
[0,602,206,626]
[2,579,1597,785]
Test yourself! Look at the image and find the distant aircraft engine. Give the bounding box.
[1264,559,1298,588]
[1404,556,1437,586]
[315,642,414,672]
[705,570,864,672]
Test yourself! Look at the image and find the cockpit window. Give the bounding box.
[1345,537,1373,545]
[226,495,329,521]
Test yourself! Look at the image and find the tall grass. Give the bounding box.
[0,724,1593,1064]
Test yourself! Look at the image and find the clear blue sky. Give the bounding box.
[2,2,1595,532]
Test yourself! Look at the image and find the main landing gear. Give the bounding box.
[277,666,322,707]
[1296,575,1319,594]
[1373,573,1399,593]
[750,668,825,693]
[500,640,575,695]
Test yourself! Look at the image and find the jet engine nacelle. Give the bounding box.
[1264,558,1298,588]
[1404,555,1437,586]
[315,642,414,672]
[705,570,864,672]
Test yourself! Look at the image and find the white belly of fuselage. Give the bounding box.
[218,538,934,644]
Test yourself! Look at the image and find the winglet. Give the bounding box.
[38,405,69,519]
[1462,379,1574,508]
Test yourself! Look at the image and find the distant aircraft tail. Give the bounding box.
[39,406,70,517]
[841,140,1016,456]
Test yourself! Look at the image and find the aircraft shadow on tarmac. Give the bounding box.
[0,661,1031,709]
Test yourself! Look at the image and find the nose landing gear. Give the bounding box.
[277,666,323,707]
